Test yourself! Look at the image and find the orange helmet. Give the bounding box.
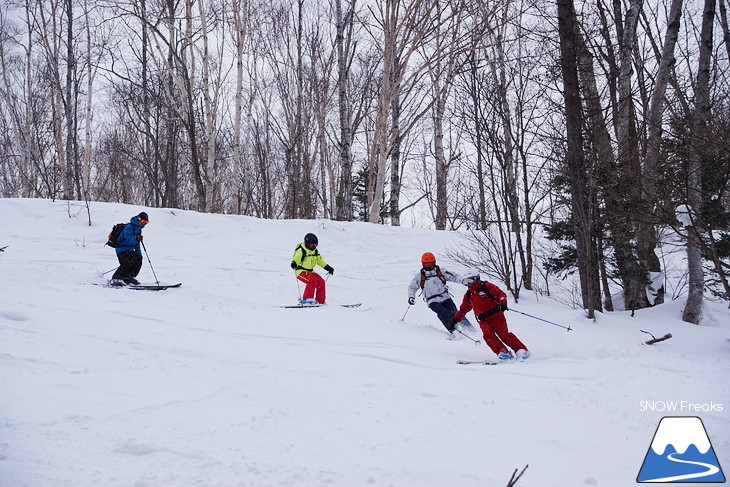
[421,252,436,266]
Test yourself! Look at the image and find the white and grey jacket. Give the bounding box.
[408,266,464,305]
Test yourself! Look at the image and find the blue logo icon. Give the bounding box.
[637,416,725,483]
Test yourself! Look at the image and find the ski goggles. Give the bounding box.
[462,275,479,286]
[139,218,149,225]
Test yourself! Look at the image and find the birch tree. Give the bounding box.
[334,0,356,221]
[230,0,253,214]
[63,0,80,200]
[635,0,684,306]
[683,0,716,324]
[35,0,71,199]
[426,0,475,230]
[362,0,478,224]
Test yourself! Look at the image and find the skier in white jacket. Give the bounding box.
[407,252,475,336]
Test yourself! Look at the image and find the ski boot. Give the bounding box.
[516,349,530,360]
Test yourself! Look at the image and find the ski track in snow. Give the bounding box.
[0,198,728,487]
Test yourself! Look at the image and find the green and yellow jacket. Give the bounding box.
[291,243,328,276]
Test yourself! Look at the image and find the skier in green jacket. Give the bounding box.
[291,233,334,305]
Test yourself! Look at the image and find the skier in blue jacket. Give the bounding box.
[110,212,149,286]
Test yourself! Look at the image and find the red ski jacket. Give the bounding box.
[453,280,508,323]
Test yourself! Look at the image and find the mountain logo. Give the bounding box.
[637,416,725,483]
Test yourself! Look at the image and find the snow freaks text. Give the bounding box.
[639,401,724,413]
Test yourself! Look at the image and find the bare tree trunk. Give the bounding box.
[182,0,206,211]
[718,0,730,61]
[433,81,448,230]
[389,92,403,226]
[39,0,67,199]
[365,0,473,224]
[637,0,684,306]
[490,27,518,234]
[231,0,249,214]
[366,2,395,224]
[683,0,716,324]
[163,0,179,208]
[199,0,216,212]
[490,21,529,288]
[574,25,613,310]
[612,0,650,311]
[557,0,602,317]
[141,0,152,204]
[294,0,307,218]
[706,228,730,301]
[82,0,95,202]
[22,1,34,197]
[335,0,354,221]
[465,52,487,229]
[599,234,614,310]
[1,5,30,197]
[64,0,77,199]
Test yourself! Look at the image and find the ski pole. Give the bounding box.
[508,307,572,331]
[140,241,160,285]
[400,305,411,321]
[295,275,302,303]
[101,267,117,276]
[457,329,481,345]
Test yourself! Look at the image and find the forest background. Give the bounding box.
[1,0,729,323]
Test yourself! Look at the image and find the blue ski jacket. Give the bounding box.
[115,216,145,255]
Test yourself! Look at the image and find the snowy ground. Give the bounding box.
[0,198,728,487]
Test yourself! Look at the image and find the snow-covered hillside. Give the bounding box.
[1,198,728,487]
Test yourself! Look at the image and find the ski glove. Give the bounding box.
[290,261,297,270]
[408,297,415,305]
[496,302,508,312]
[324,265,334,275]
[136,235,143,242]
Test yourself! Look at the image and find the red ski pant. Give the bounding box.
[298,271,326,304]
[479,313,527,355]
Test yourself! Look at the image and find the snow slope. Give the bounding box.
[0,198,728,487]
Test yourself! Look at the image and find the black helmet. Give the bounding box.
[304,233,318,245]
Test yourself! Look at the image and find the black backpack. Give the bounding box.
[106,223,129,248]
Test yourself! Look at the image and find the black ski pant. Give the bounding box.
[429,298,463,332]
[112,251,143,281]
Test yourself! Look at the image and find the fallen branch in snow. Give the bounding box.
[505,465,528,487]
[641,330,672,345]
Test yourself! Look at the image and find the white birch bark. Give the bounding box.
[37,0,69,199]
[683,0,716,324]
[636,0,684,306]
[231,0,249,214]
[198,0,217,211]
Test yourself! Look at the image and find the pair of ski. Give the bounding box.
[280,302,362,309]
[457,359,502,366]
[457,357,529,366]
[105,282,182,291]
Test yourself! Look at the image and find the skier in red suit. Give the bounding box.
[451,269,530,360]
